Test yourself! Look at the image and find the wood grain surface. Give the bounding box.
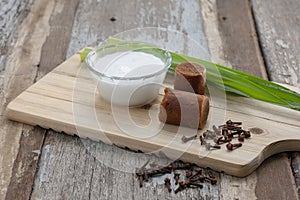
[251,0,300,199]
[252,0,300,87]
[1,0,299,199]
[216,0,267,78]
[0,0,43,198]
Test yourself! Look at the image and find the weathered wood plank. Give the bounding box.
[216,0,298,199]
[251,0,300,199]
[0,0,45,199]
[255,154,298,200]
[0,0,31,72]
[1,0,79,199]
[292,152,300,197]
[251,0,300,87]
[216,0,267,78]
[256,153,297,200]
[37,0,79,80]
[5,127,45,200]
[66,0,208,58]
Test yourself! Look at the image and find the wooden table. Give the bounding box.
[1,0,299,199]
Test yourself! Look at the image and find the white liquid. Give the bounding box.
[91,51,168,106]
[94,51,165,78]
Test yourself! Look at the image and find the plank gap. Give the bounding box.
[28,127,47,200]
[248,0,270,80]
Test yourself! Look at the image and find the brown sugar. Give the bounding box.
[174,62,206,95]
[159,88,209,129]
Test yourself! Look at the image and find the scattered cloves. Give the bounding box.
[136,119,255,194]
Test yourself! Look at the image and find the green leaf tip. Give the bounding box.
[79,48,92,62]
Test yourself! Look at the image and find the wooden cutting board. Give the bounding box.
[6,52,300,177]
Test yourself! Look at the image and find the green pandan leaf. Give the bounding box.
[79,39,300,111]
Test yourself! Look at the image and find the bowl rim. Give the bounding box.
[85,42,172,80]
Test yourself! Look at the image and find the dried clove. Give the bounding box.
[135,159,150,187]
[226,126,243,131]
[181,135,197,143]
[206,143,221,150]
[175,175,209,193]
[138,175,143,188]
[186,170,193,178]
[203,130,216,139]
[208,173,216,179]
[175,181,187,193]
[197,173,217,185]
[200,135,207,145]
[222,128,228,136]
[136,160,173,187]
[164,177,172,192]
[196,174,206,182]
[188,168,202,179]
[174,172,180,185]
[205,177,217,185]
[173,162,193,170]
[188,182,204,188]
[214,136,232,145]
[212,125,221,135]
[227,130,243,138]
[226,120,242,126]
[226,142,242,151]
[243,130,251,138]
[238,134,245,142]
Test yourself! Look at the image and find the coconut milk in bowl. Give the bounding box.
[85,42,172,107]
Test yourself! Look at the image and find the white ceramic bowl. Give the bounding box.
[85,42,172,107]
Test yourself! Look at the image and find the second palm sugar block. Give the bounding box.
[174,62,206,95]
[159,88,209,129]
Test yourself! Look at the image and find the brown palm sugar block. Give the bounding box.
[174,62,206,95]
[159,88,209,129]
